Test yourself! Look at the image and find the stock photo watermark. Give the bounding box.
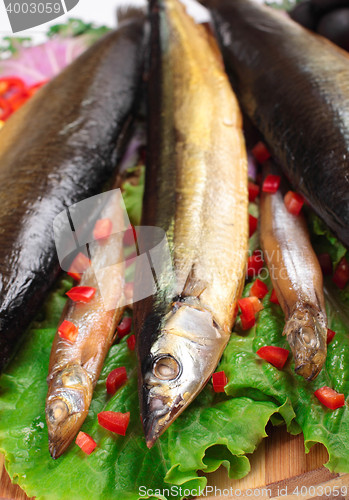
[3,0,80,32]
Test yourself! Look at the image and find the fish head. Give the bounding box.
[285,307,327,381]
[139,302,229,448]
[46,363,93,458]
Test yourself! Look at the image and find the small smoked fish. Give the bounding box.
[0,11,147,373]
[202,0,349,248]
[134,0,248,448]
[260,165,327,380]
[46,182,126,459]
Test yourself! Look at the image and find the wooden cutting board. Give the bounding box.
[1,426,348,499]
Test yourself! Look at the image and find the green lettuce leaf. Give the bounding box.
[0,279,279,500]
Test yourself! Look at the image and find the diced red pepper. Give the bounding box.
[327,328,336,344]
[318,253,333,276]
[262,174,281,194]
[127,334,136,351]
[66,286,96,303]
[0,97,11,121]
[256,346,289,369]
[9,94,28,111]
[0,77,26,97]
[58,320,78,343]
[284,191,304,216]
[252,141,271,164]
[270,289,280,305]
[123,225,137,246]
[68,252,91,280]
[248,181,260,202]
[247,251,264,278]
[97,411,130,435]
[117,317,132,339]
[75,432,97,455]
[238,297,255,319]
[314,386,345,410]
[250,279,268,299]
[93,218,113,241]
[333,257,349,289]
[212,371,228,393]
[249,214,258,237]
[241,313,256,330]
[106,367,127,395]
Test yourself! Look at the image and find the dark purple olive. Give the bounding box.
[311,0,349,15]
[289,0,318,30]
[317,8,349,51]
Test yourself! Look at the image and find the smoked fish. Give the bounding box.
[134,0,248,448]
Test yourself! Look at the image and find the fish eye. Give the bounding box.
[152,355,180,380]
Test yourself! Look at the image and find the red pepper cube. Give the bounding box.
[241,313,256,330]
[270,289,280,305]
[212,371,228,393]
[75,432,97,455]
[117,317,132,339]
[250,296,264,314]
[314,386,345,410]
[238,297,255,319]
[0,97,12,121]
[327,328,336,344]
[317,253,333,276]
[93,218,113,241]
[68,252,91,280]
[333,257,349,289]
[247,252,264,278]
[252,141,271,164]
[256,346,289,370]
[66,286,96,303]
[284,191,304,216]
[250,279,268,299]
[58,320,78,343]
[249,214,258,237]
[127,334,136,351]
[262,174,281,194]
[248,181,260,202]
[106,367,128,395]
[97,411,130,435]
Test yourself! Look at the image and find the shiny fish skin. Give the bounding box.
[46,182,125,459]
[202,0,349,248]
[134,0,248,447]
[0,13,147,373]
[260,165,327,380]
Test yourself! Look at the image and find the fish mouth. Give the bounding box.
[142,393,185,448]
[294,351,327,381]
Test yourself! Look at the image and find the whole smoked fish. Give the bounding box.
[134,0,248,448]
[0,12,146,372]
[260,166,327,380]
[202,0,349,248]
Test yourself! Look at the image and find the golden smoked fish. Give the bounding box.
[260,166,327,380]
[46,184,126,459]
[133,0,248,448]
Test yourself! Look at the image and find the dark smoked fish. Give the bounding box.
[0,11,147,372]
[260,165,327,380]
[202,0,349,248]
[134,0,248,448]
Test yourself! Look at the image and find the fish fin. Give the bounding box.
[181,265,207,298]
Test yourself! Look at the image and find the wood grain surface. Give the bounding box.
[1,425,348,499]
